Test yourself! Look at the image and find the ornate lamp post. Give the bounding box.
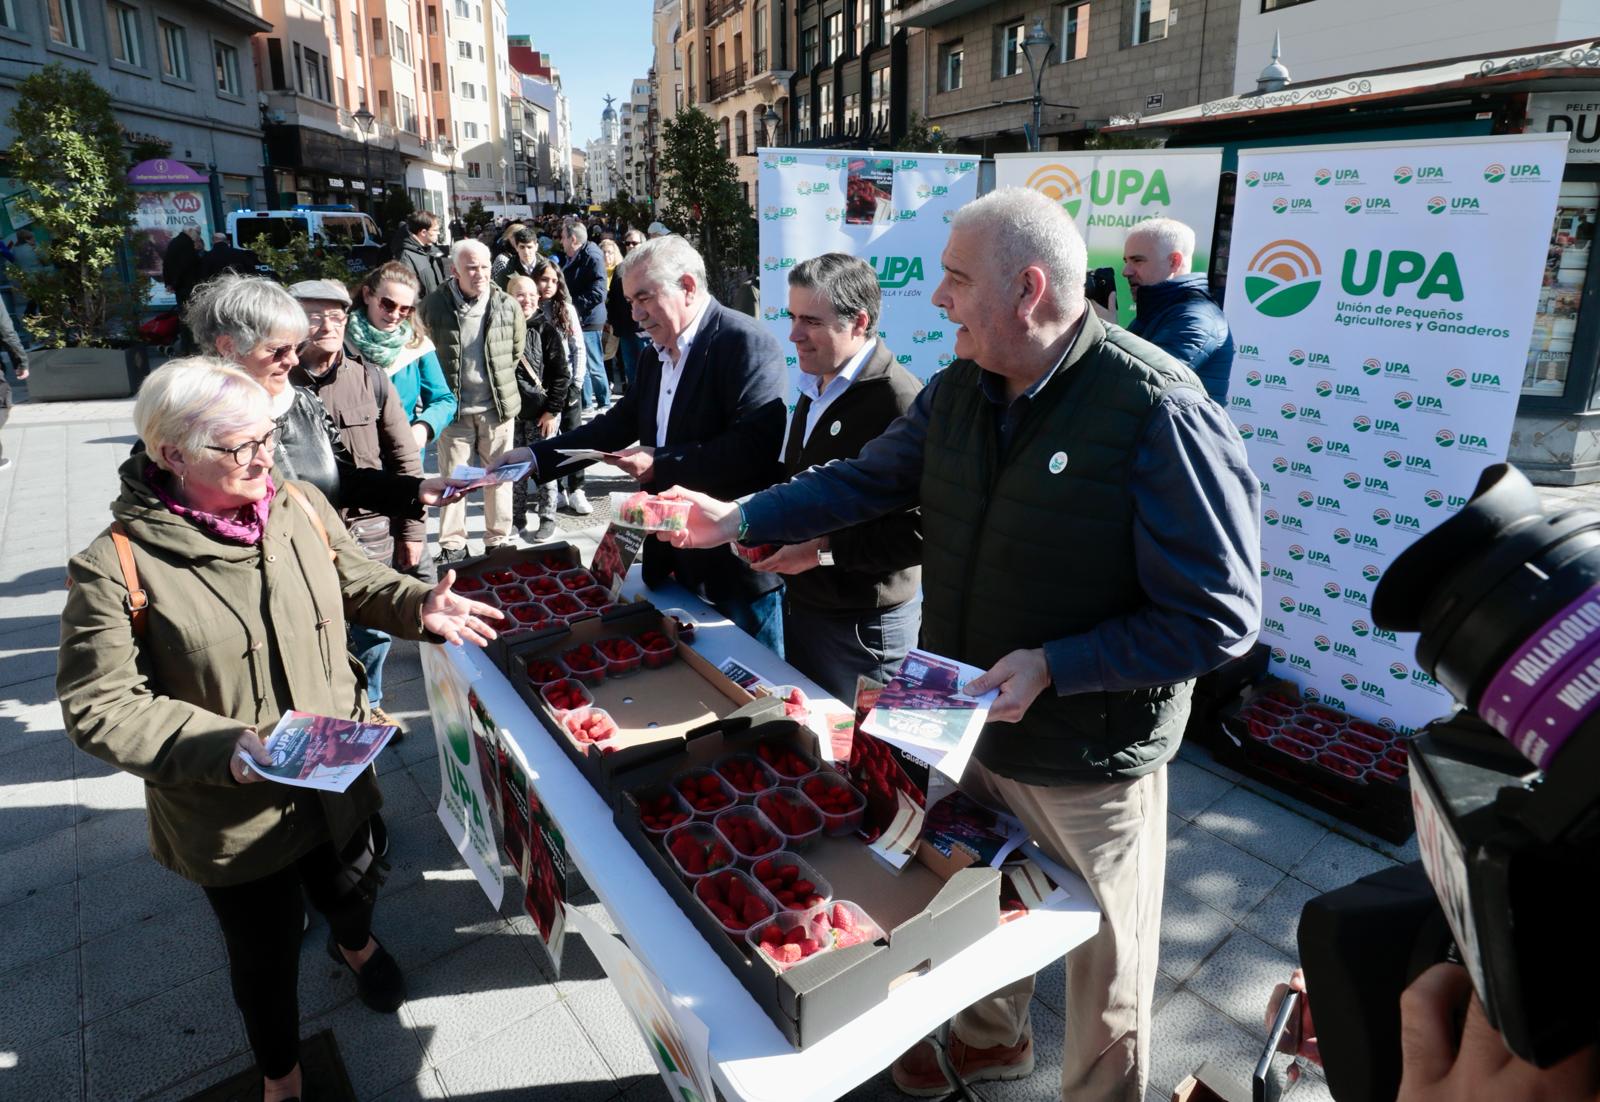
[352,106,375,211]
[1020,17,1055,153]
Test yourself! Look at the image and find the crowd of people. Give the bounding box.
[41,179,1346,1102]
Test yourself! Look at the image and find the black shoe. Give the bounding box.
[327,933,406,1012]
[438,546,467,565]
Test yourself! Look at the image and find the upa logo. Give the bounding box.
[1383,451,1403,469]
[1344,196,1363,214]
[1280,402,1298,420]
[1306,548,1334,566]
[1342,673,1361,692]
[1025,164,1085,217]
[1245,171,1261,188]
[1435,428,1456,448]
[1246,371,1263,387]
[910,329,945,344]
[1394,391,1414,409]
[1244,239,1323,317]
[761,255,797,272]
[1288,545,1306,561]
[1333,528,1352,544]
[1291,652,1314,671]
[1484,162,1507,183]
[795,180,831,195]
[1314,634,1331,652]
[824,207,843,223]
[1315,379,1333,398]
[1280,510,1304,530]
[1272,197,1289,214]
[1352,619,1371,637]
[1291,460,1316,476]
[1271,564,1297,585]
[1288,349,1306,366]
[1306,436,1325,453]
[761,205,799,220]
[937,353,956,368]
[1342,250,1464,301]
[1279,596,1296,613]
[1344,472,1363,489]
[895,353,913,365]
[1297,491,1314,508]
[1363,357,1382,376]
[1427,196,1447,215]
[1353,415,1373,432]
[1315,168,1333,186]
[1312,493,1343,513]
[1271,646,1288,664]
[1264,616,1287,635]
[761,306,791,322]
[1394,512,1423,532]
[1363,563,1383,582]
[1231,395,1254,411]
[1390,661,1410,681]
[1455,430,1492,452]
[1295,600,1325,621]
[1323,582,1342,600]
[1394,166,1414,184]
[1451,196,1482,212]
[871,256,925,289]
[1424,489,1445,509]
[1373,507,1392,526]
[1354,531,1383,551]
[1272,456,1289,473]
[1445,368,1467,388]
[1334,640,1360,660]
[1334,382,1364,400]
[1374,418,1403,436]
[1360,680,1389,702]
[1237,422,1256,440]
[1255,425,1281,441]
[1263,507,1280,526]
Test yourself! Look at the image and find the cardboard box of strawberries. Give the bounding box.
[612,719,1000,1049]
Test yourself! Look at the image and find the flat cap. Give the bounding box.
[288,278,352,306]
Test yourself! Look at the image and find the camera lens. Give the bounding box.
[1372,463,1600,769]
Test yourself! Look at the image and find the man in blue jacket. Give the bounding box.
[561,219,612,411]
[1122,217,1234,402]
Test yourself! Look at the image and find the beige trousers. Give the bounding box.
[955,761,1168,1102]
[437,410,516,550]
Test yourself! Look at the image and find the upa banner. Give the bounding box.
[420,644,504,908]
[756,148,980,392]
[1224,133,1567,732]
[993,149,1222,325]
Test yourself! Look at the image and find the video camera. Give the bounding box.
[1085,266,1117,308]
[1294,462,1600,1101]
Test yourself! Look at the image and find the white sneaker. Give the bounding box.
[567,489,593,515]
[554,489,569,511]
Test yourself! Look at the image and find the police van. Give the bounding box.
[226,206,387,271]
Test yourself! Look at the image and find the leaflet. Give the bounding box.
[861,649,997,783]
[441,461,533,500]
[241,710,396,793]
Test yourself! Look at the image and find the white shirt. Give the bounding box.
[651,295,712,449]
[779,339,875,459]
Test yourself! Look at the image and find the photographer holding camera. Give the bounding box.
[1254,462,1600,1102]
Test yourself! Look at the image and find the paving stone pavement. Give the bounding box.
[2,388,1594,1102]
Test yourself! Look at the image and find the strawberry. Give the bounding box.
[528,575,561,596]
[706,900,737,924]
[760,924,784,946]
[741,897,770,924]
[541,552,572,571]
[544,594,583,617]
[831,904,855,931]
[753,857,777,880]
[769,943,803,964]
[451,574,487,593]
[525,658,566,684]
[558,569,598,592]
[493,584,531,605]
[512,560,546,578]
[483,569,516,586]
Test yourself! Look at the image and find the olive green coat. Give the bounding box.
[56,456,436,887]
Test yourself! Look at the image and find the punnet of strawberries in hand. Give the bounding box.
[694,868,776,934]
[664,822,735,879]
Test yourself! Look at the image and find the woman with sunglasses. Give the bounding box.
[529,256,591,515]
[58,358,503,1102]
[182,274,451,518]
[349,262,457,457]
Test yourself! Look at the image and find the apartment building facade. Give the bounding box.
[510,37,575,207]
[678,0,791,202]
[790,0,907,149]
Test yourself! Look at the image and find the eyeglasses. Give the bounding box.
[378,296,415,318]
[624,238,644,249]
[261,343,298,362]
[305,309,348,326]
[205,428,278,467]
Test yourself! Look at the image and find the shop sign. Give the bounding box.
[1529,94,1600,163]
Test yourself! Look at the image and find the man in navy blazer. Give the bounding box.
[495,235,790,653]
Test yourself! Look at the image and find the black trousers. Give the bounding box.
[201,840,377,1079]
[511,404,583,526]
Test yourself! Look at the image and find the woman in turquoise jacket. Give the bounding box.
[346,261,457,456]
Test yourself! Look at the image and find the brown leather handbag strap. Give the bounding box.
[280,482,336,562]
[108,521,149,638]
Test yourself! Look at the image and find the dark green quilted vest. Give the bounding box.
[920,317,1202,785]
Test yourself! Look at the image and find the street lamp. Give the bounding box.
[761,103,781,148]
[1020,16,1055,153]
[499,157,508,205]
[439,139,457,225]
[352,106,375,212]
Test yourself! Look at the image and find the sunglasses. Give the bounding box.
[376,295,415,317]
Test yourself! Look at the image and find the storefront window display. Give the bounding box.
[1524,182,1598,397]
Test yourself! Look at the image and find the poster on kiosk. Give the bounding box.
[1223,132,1568,732]
[755,149,980,397]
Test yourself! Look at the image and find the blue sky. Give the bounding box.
[508,0,657,148]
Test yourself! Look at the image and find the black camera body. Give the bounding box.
[1299,463,1600,1098]
[1085,266,1117,307]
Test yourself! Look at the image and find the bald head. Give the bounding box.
[451,239,493,299]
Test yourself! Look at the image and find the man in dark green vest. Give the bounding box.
[659,187,1261,1101]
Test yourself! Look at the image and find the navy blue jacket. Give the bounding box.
[530,299,788,604]
[563,241,608,331]
[1127,273,1233,402]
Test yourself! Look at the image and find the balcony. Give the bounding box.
[706,0,743,25]
[708,62,747,101]
[898,0,987,28]
[754,47,767,74]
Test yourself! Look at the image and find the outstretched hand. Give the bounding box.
[421,570,505,646]
[654,486,742,549]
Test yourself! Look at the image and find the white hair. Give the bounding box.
[563,220,589,246]
[615,234,707,296]
[949,187,1087,313]
[135,357,271,468]
[1128,216,1195,266]
[184,275,308,358]
[451,238,490,270]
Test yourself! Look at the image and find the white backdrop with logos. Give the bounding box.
[755,149,980,394]
[993,149,1222,325]
[1224,132,1567,732]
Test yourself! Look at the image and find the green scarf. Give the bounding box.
[346,311,411,369]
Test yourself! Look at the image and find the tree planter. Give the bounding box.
[26,344,150,401]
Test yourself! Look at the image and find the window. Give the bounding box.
[1061,2,1090,60]
[431,61,442,91]
[399,93,416,132]
[371,15,382,50]
[458,39,471,57]
[48,0,86,48]
[390,21,409,65]
[427,4,438,35]
[337,75,347,105]
[461,81,475,100]
[106,2,141,65]
[995,20,1024,77]
[478,44,485,62]
[734,111,747,156]
[825,13,843,63]
[754,7,765,52]
[842,91,859,134]
[1131,0,1168,44]
[0,0,16,30]
[435,115,446,137]
[938,40,963,92]
[855,0,870,49]
[1262,0,1315,9]
[159,20,190,80]
[467,160,481,177]
[869,67,889,131]
[292,41,305,92]
[1525,183,1600,398]
[819,82,833,137]
[454,0,468,15]
[879,2,890,44]
[215,41,241,94]
[331,8,340,43]
[461,120,478,138]
[800,27,817,70]
[351,13,361,55]
[303,46,327,99]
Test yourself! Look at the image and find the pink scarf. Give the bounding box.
[147,462,277,546]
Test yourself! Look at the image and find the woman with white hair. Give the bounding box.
[57,358,502,1102]
[184,273,449,516]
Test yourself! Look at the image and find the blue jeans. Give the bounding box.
[783,598,922,703]
[618,332,647,388]
[348,623,392,709]
[582,330,610,409]
[712,586,786,659]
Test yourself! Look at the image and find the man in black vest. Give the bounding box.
[753,253,922,700]
[660,188,1261,1101]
